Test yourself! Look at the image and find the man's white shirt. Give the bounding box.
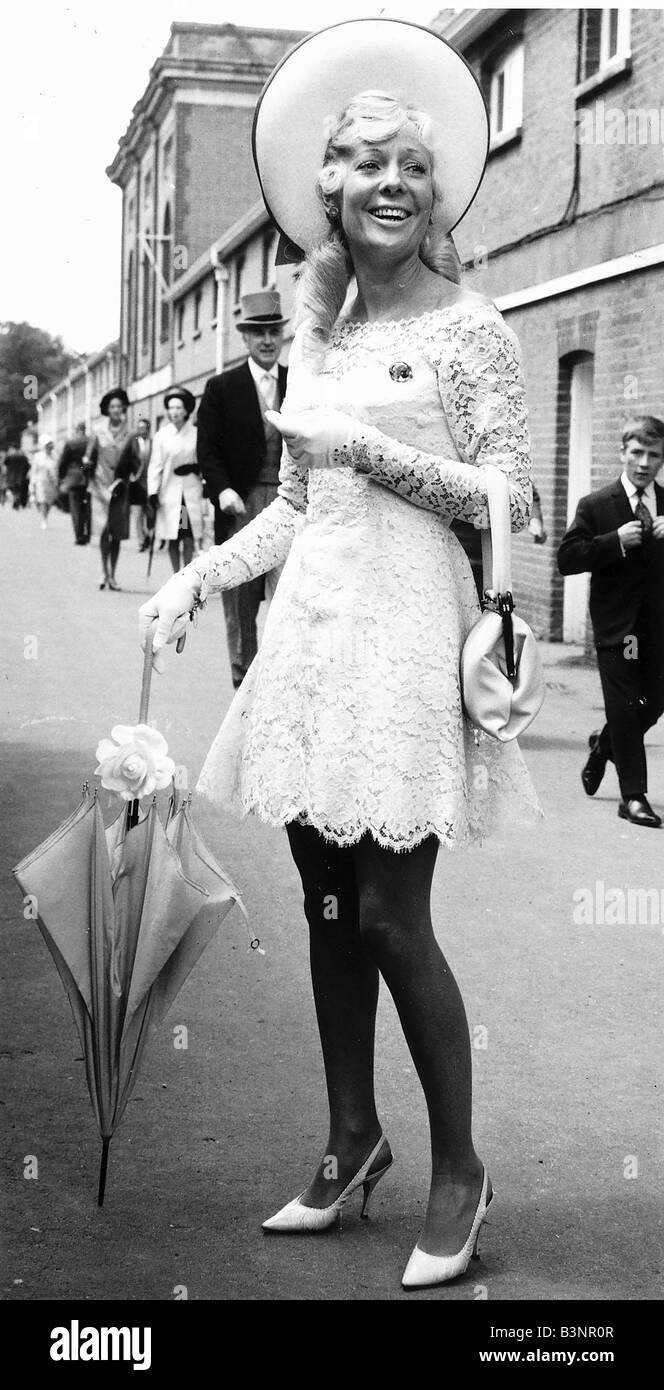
[248,356,279,410]
[621,471,657,521]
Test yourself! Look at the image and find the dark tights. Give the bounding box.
[169,537,193,572]
[285,822,484,1248]
[100,529,120,580]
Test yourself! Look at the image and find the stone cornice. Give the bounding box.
[432,7,510,49]
[106,25,306,186]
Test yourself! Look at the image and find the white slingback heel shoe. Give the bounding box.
[262,1134,393,1233]
[401,1167,493,1288]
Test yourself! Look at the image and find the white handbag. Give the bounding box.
[460,467,545,742]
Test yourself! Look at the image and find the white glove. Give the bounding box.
[218,487,246,516]
[264,408,360,470]
[138,572,200,672]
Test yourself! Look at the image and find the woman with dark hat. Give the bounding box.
[140,20,539,1288]
[147,387,203,574]
[87,388,130,589]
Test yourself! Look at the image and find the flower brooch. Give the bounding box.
[389,362,413,383]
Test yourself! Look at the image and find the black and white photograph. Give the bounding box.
[1,0,662,1355]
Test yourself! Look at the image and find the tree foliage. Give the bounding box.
[0,322,78,449]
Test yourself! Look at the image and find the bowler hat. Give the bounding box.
[236,290,289,329]
[253,18,489,257]
[100,388,129,416]
[164,386,196,416]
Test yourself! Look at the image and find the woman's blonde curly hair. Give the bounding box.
[295,91,462,364]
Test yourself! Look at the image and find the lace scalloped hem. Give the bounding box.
[194,781,543,854]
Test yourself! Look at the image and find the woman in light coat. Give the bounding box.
[30,436,59,527]
[147,388,203,572]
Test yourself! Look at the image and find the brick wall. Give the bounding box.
[576,7,664,216]
[454,8,664,270]
[506,266,664,640]
[456,8,579,265]
[175,103,261,270]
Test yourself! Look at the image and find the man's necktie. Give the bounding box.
[259,373,275,410]
[634,488,653,533]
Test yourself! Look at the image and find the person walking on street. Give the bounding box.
[196,291,289,688]
[117,416,152,551]
[558,414,664,828]
[87,389,131,590]
[139,21,539,1291]
[58,422,91,544]
[30,436,59,528]
[4,444,30,509]
[147,389,204,574]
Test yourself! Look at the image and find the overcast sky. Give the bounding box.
[0,1,627,353]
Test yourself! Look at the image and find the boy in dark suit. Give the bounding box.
[558,415,664,827]
[196,291,289,688]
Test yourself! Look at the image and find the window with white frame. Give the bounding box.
[261,231,275,287]
[488,42,524,139]
[579,8,631,82]
[234,253,245,305]
[162,136,173,186]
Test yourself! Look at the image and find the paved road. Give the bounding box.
[1,505,662,1302]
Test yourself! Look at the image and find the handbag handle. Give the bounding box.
[479,465,512,596]
[479,466,516,679]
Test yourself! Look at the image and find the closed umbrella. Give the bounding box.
[14,637,248,1203]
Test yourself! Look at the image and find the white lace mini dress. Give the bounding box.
[190,300,541,852]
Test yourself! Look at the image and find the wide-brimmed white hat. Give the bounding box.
[253,18,489,258]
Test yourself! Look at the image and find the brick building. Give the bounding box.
[39,11,664,644]
[105,22,304,424]
[434,6,664,641]
[166,200,297,412]
[37,341,122,446]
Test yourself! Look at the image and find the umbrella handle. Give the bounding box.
[127,639,156,830]
[139,625,188,723]
[139,632,154,724]
[138,625,186,722]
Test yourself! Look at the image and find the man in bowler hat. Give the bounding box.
[558,415,664,827]
[196,290,289,688]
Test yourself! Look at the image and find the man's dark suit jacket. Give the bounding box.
[557,477,664,647]
[115,432,152,503]
[58,435,89,491]
[196,360,288,543]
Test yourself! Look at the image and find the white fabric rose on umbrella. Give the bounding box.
[95,724,175,801]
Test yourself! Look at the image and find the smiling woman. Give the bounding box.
[139,18,538,1294]
[302,90,462,354]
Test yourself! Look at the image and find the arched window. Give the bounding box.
[261,230,275,287]
[126,250,134,363]
[234,253,245,305]
[141,238,151,353]
[160,204,172,341]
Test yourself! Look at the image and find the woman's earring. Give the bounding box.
[325,202,340,224]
